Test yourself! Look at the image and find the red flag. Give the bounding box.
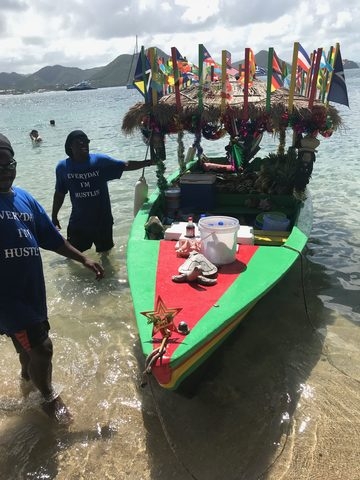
[224,50,238,76]
[271,50,283,91]
[297,43,311,72]
[203,46,216,65]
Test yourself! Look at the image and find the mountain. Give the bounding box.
[232,50,290,71]
[343,59,358,69]
[0,48,357,94]
[0,53,136,93]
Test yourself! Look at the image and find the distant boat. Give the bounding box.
[66,81,97,91]
[126,36,138,89]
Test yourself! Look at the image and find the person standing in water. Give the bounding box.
[0,133,105,424]
[51,130,155,253]
[29,129,42,143]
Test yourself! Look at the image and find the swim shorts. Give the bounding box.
[10,320,51,353]
[67,224,114,253]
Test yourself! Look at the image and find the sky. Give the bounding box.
[1,0,359,74]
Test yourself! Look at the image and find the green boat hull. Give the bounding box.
[127,176,312,390]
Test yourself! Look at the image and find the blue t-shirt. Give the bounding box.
[0,187,64,334]
[55,153,125,231]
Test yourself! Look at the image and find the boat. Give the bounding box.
[122,44,344,390]
[126,36,139,89]
[66,80,97,91]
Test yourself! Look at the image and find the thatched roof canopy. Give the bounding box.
[122,79,342,136]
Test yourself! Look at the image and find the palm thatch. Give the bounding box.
[122,79,342,136]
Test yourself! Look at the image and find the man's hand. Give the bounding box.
[83,258,105,280]
[56,240,105,280]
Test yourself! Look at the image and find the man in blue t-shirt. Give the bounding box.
[51,130,155,252]
[0,133,105,425]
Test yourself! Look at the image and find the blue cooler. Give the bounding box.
[180,173,216,212]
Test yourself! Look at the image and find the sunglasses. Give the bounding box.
[0,160,17,173]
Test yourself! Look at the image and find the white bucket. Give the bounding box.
[263,213,290,231]
[198,216,239,265]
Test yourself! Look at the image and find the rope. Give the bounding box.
[283,244,360,385]
[148,376,201,480]
[142,129,153,176]
[140,331,201,479]
[258,243,360,478]
[141,335,169,388]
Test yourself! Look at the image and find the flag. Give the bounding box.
[297,43,311,72]
[327,46,349,107]
[133,48,152,101]
[224,50,238,75]
[256,66,267,75]
[248,48,256,85]
[317,49,333,92]
[174,47,184,61]
[203,46,216,65]
[271,50,284,91]
[238,63,245,86]
[320,50,333,72]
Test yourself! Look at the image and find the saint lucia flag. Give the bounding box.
[133,49,152,102]
[327,46,349,107]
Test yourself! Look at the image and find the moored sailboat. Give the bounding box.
[126,35,139,89]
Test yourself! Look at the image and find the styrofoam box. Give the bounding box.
[164,222,200,240]
[237,225,254,245]
[166,222,253,244]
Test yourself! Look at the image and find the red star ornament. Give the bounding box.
[140,296,182,334]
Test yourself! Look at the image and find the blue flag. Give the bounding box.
[327,47,349,107]
[133,49,152,102]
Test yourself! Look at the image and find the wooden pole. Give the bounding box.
[148,47,158,107]
[288,42,299,113]
[221,50,227,114]
[198,44,204,112]
[266,47,274,112]
[243,48,250,120]
[171,47,181,111]
[308,48,322,108]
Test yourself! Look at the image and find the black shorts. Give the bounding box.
[67,224,114,253]
[10,320,50,353]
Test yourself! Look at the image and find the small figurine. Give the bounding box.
[172,252,218,286]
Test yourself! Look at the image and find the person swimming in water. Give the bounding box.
[29,129,43,143]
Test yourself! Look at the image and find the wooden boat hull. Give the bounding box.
[127,179,312,390]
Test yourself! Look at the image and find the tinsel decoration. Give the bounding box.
[177,131,186,174]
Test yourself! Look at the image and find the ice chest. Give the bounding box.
[180,173,216,211]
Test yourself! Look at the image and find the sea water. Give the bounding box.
[0,73,359,480]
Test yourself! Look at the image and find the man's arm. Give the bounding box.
[56,239,105,280]
[52,191,66,229]
[124,159,156,171]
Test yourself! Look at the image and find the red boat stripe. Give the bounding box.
[154,241,258,358]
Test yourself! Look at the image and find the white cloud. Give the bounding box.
[0,0,359,73]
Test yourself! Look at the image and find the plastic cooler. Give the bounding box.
[180,173,216,212]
